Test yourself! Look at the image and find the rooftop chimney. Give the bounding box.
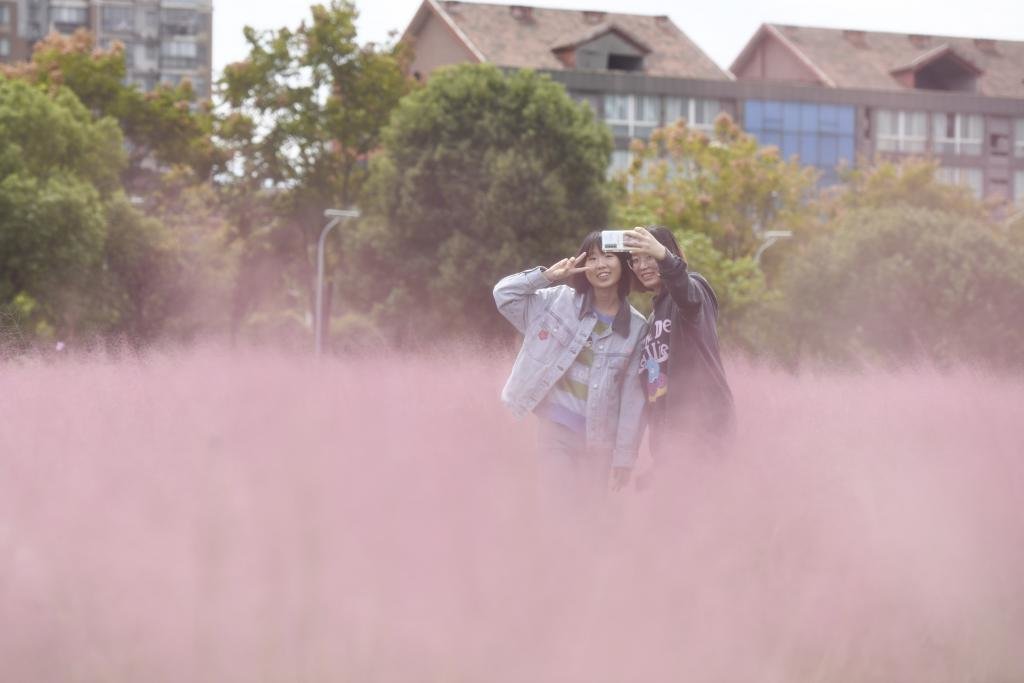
[908,34,932,49]
[582,10,605,25]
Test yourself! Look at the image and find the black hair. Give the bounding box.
[569,230,631,300]
[645,225,682,258]
[627,226,683,292]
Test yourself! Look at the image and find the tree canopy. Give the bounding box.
[611,114,817,350]
[217,0,411,338]
[615,114,817,261]
[764,161,1024,369]
[351,63,614,341]
[1,30,222,190]
[0,76,122,339]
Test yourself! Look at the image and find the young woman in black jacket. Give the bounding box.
[623,226,735,463]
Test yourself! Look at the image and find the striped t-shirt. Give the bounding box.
[536,311,615,433]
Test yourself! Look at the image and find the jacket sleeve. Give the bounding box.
[612,328,648,469]
[493,267,560,335]
[658,253,703,323]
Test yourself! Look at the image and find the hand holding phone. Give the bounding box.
[601,230,631,253]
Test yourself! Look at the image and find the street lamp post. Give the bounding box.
[750,190,792,265]
[754,229,793,264]
[315,208,360,356]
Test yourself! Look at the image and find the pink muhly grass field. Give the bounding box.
[1,347,1023,682]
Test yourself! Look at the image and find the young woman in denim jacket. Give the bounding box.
[493,231,647,500]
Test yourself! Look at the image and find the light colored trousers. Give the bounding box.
[534,417,612,512]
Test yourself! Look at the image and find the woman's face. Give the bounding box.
[584,247,622,292]
[629,253,662,290]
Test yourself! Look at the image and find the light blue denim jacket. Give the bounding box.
[493,267,648,468]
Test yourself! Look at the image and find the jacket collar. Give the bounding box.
[579,289,631,337]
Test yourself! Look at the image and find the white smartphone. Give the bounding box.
[601,230,631,253]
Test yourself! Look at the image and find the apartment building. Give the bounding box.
[402,1,1024,202]
[732,24,1024,200]
[1,0,212,98]
[402,0,734,176]
[0,1,25,61]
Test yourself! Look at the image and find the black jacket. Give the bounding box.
[648,252,735,454]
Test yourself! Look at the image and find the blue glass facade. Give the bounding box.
[744,100,856,185]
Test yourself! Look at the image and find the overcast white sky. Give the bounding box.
[213,0,1024,78]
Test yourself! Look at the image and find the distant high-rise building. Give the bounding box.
[1,0,212,99]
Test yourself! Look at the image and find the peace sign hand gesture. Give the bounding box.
[543,252,590,283]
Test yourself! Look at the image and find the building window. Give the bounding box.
[51,6,88,27]
[745,100,856,185]
[936,167,983,199]
[102,6,135,33]
[0,38,9,57]
[664,97,721,131]
[1015,119,1024,158]
[990,132,1010,157]
[932,113,983,155]
[0,6,10,25]
[185,76,206,97]
[161,9,200,36]
[161,40,198,69]
[603,94,659,140]
[1015,171,1024,205]
[607,53,643,71]
[133,74,157,92]
[876,109,927,153]
[609,149,632,176]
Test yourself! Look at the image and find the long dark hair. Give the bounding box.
[569,230,631,300]
[646,225,682,258]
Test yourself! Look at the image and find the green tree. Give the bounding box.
[768,199,1024,370]
[218,0,411,338]
[2,30,222,190]
[0,77,122,339]
[616,114,818,261]
[672,230,768,350]
[1,73,233,348]
[352,63,613,341]
[762,159,1024,369]
[611,115,815,350]
[104,170,241,344]
[822,157,985,219]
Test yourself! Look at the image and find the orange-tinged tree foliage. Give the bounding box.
[2,30,222,189]
[615,114,818,260]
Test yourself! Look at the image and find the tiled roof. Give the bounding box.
[749,24,1024,98]
[428,1,731,80]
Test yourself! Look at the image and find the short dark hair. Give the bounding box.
[627,226,683,292]
[569,230,631,300]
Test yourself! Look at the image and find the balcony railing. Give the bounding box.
[53,21,89,34]
[161,56,200,70]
